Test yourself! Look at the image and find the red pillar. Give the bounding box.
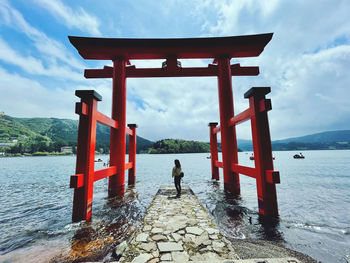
[72,90,101,222]
[209,122,219,180]
[109,58,127,196]
[128,124,137,185]
[217,57,240,194]
[246,87,278,216]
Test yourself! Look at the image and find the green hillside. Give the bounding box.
[0,115,153,154]
[273,130,350,144]
[237,130,350,151]
[148,139,211,154]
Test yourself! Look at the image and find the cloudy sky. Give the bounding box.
[0,0,349,141]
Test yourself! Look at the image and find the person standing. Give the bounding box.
[172,159,183,198]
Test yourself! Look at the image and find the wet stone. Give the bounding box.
[171,233,182,242]
[151,234,167,241]
[136,233,149,242]
[115,241,127,256]
[154,222,165,228]
[160,253,172,261]
[157,242,183,252]
[131,253,153,263]
[151,227,163,234]
[143,225,152,231]
[138,242,156,252]
[209,234,219,240]
[171,251,189,262]
[206,227,220,235]
[148,258,159,263]
[186,226,204,236]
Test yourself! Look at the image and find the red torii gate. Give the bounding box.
[69,33,280,222]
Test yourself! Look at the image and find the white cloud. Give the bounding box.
[0,0,85,70]
[33,0,101,36]
[0,37,82,81]
[0,66,74,118]
[190,0,350,140]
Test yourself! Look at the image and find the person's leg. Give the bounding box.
[174,177,179,195]
[175,177,180,196]
[178,178,181,196]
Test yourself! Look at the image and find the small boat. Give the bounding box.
[249,153,274,160]
[293,153,305,159]
[95,158,103,162]
[206,155,211,159]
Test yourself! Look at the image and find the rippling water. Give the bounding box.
[0,150,349,262]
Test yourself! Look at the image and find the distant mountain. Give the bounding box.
[0,115,154,153]
[237,130,350,151]
[273,130,350,144]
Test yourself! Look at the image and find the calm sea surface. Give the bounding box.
[0,150,349,262]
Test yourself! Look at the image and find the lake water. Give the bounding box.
[0,150,349,262]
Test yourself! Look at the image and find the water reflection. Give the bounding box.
[257,215,283,241]
[202,180,283,242]
[52,186,143,262]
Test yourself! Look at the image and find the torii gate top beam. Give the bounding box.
[68,33,273,60]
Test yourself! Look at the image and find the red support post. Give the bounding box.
[109,58,127,196]
[128,124,137,185]
[209,122,219,180]
[72,90,101,222]
[217,57,240,194]
[245,87,278,217]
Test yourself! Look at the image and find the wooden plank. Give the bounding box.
[213,126,221,134]
[215,161,223,168]
[125,127,133,136]
[75,102,88,116]
[96,111,118,129]
[70,173,84,188]
[231,163,257,179]
[125,162,133,170]
[228,108,251,127]
[266,170,280,184]
[94,166,117,182]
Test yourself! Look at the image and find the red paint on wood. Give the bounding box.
[72,92,98,222]
[213,126,221,134]
[128,124,137,185]
[228,108,251,127]
[231,163,257,179]
[209,122,219,180]
[265,170,280,184]
[215,161,223,168]
[217,57,240,194]
[96,111,118,129]
[94,166,117,182]
[108,59,127,196]
[85,64,259,79]
[248,87,278,216]
[125,127,133,136]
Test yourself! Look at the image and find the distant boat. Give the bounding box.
[250,153,275,160]
[293,153,305,159]
[95,158,103,162]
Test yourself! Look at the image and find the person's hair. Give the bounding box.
[174,159,181,168]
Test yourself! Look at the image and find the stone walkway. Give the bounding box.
[113,186,300,263]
